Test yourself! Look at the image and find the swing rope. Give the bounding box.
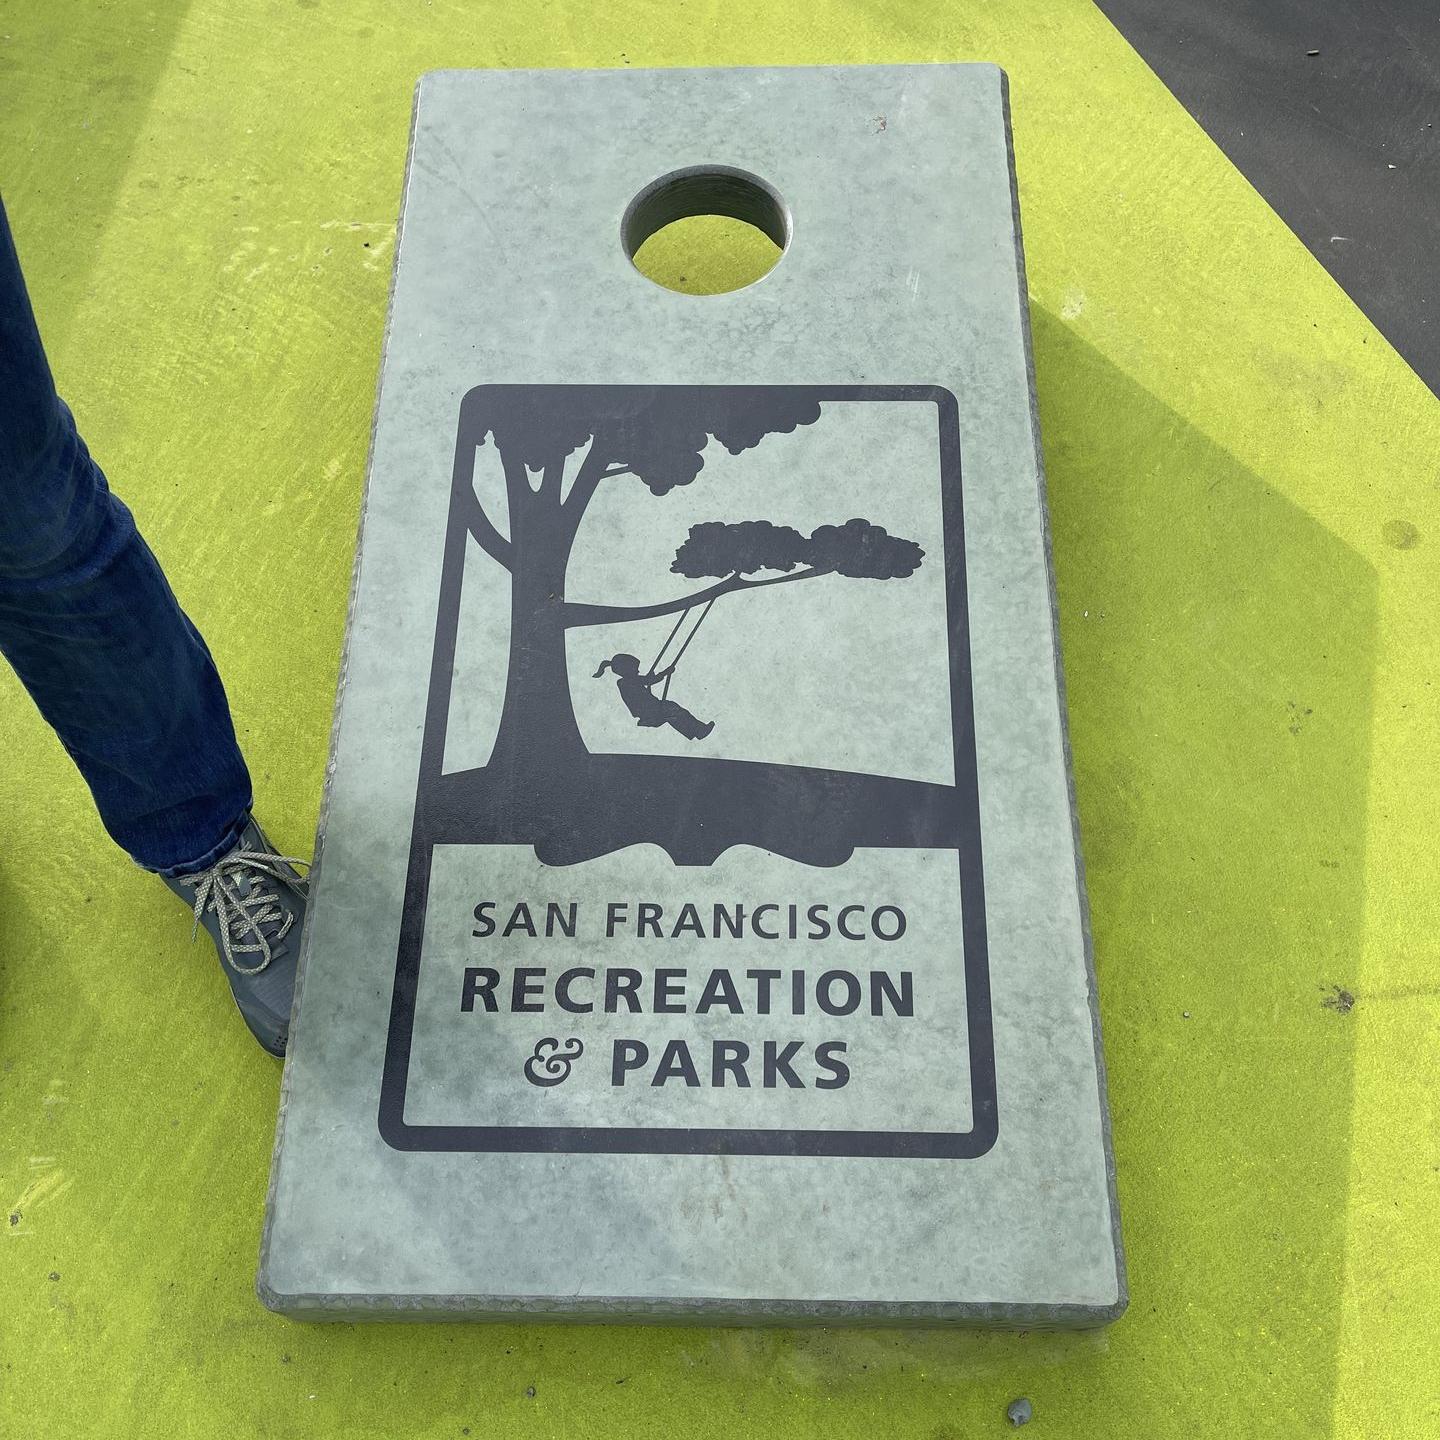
[647,596,717,699]
[648,607,693,677]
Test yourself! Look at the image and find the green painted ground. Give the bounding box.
[2,3,1437,1436]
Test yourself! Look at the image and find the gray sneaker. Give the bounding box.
[163,817,310,1057]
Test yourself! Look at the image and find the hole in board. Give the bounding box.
[623,166,789,295]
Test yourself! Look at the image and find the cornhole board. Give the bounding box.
[259,62,1125,1325]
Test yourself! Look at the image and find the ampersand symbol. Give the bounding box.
[524,1036,584,1087]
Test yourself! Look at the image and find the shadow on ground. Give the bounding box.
[1,0,196,350]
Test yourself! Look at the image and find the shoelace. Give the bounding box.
[185,848,310,976]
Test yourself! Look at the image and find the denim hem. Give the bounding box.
[144,809,252,879]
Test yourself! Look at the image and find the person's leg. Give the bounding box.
[660,700,714,741]
[0,195,251,873]
[0,195,305,1055]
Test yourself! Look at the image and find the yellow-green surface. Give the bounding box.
[2,3,1437,1436]
[634,216,782,293]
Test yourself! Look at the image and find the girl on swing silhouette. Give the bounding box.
[592,654,715,740]
[594,597,718,740]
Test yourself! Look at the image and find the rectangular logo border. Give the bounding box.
[377,384,997,1160]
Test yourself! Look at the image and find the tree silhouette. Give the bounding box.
[458,388,922,767]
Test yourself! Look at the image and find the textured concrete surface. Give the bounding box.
[260,65,1119,1323]
[1,1,1437,1435]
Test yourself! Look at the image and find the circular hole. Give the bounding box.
[623,166,789,295]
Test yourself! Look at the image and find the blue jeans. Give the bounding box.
[0,197,251,874]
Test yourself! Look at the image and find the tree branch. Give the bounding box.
[538,458,565,501]
[740,566,827,592]
[500,452,532,511]
[562,440,611,519]
[456,478,513,570]
[563,566,827,628]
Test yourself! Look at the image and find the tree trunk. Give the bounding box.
[488,494,585,771]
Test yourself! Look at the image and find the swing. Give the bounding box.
[645,597,716,701]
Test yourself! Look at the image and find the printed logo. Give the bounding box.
[379,385,995,1158]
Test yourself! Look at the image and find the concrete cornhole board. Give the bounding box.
[259,63,1125,1325]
